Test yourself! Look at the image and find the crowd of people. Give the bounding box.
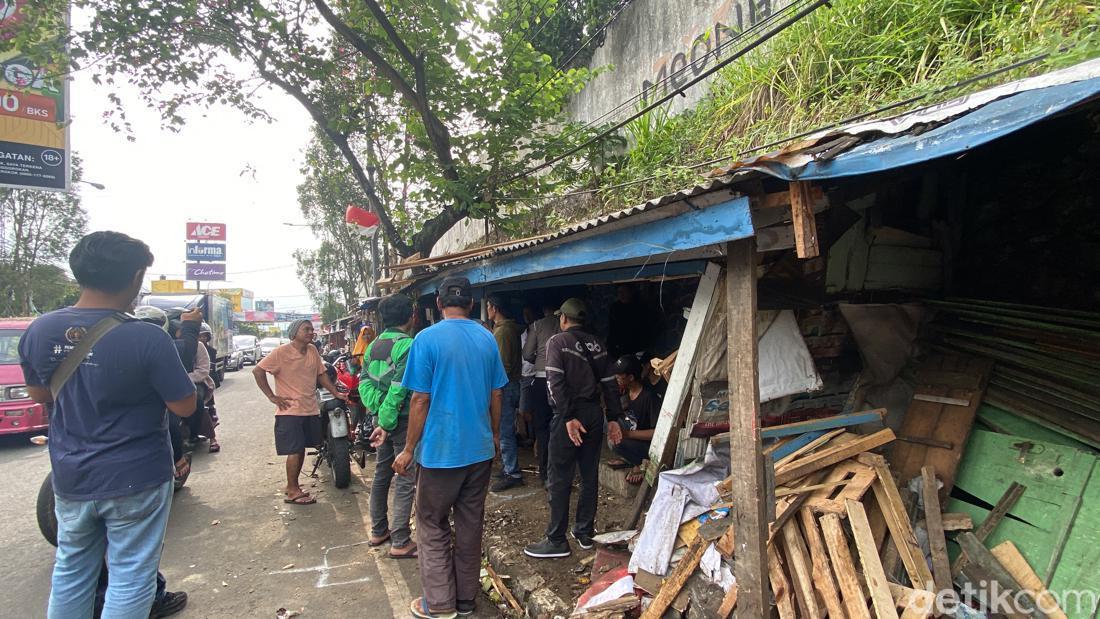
[19,229,666,619]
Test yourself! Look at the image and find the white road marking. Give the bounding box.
[266,541,373,588]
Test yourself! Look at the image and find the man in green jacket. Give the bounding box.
[361,294,419,559]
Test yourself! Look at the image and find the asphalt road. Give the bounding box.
[0,369,500,618]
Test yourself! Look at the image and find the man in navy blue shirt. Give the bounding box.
[19,231,197,619]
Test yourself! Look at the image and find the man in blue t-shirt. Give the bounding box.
[19,231,197,619]
[393,276,508,619]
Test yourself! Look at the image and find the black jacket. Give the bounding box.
[545,326,623,422]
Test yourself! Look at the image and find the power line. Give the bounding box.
[517,0,636,108]
[502,0,818,185]
[500,0,556,69]
[504,0,830,185]
[497,46,1069,205]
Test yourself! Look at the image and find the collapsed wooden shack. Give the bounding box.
[389,59,1100,617]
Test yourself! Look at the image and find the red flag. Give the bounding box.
[345,205,380,235]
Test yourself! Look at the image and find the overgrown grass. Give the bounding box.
[587,0,1100,213]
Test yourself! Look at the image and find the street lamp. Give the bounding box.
[282,222,313,227]
[78,180,106,190]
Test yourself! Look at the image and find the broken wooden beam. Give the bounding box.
[847,499,900,619]
[774,428,896,485]
[952,481,1026,577]
[921,466,953,595]
[820,513,872,619]
[639,537,708,619]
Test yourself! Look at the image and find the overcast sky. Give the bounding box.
[69,70,319,313]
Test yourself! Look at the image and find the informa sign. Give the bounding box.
[255,300,274,313]
[186,262,226,281]
[186,242,226,262]
[0,1,70,191]
[186,221,226,241]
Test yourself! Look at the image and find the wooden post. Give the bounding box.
[789,181,820,258]
[725,238,769,616]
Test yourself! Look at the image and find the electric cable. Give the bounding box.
[503,0,829,184]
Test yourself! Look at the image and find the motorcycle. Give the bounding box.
[309,363,373,488]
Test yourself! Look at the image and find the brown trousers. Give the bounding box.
[415,459,492,612]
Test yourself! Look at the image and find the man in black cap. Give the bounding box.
[524,298,624,559]
[394,276,508,618]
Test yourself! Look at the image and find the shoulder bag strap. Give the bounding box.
[48,312,130,401]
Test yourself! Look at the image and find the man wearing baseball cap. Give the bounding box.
[393,276,509,618]
[525,298,624,559]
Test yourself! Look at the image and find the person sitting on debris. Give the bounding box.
[525,298,624,559]
[362,294,419,560]
[607,355,662,485]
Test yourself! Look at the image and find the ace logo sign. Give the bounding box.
[186,222,226,241]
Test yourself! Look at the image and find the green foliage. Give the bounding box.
[17,0,605,256]
[590,0,1100,214]
[0,158,89,315]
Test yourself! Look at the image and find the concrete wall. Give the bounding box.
[567,0,790,123]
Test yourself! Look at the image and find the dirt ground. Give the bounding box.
[482,452,636,612]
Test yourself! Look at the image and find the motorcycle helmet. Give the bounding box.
[323,361,338,383]
[133,305,169,332]
[199,322,212,335]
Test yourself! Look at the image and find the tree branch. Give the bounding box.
[360,0,418,68]
[255,65,414,256]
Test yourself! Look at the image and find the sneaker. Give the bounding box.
[490,476,525,493]
[524,537,571,559]
[571,530,595,550]
[456,599,476,616]
[150,591,188,618]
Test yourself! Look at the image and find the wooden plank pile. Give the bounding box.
[632,407,1071,618]
[925,297,1100,448]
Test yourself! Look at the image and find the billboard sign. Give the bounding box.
[186,262,226,281]
[186,242,226,262]
[255,300,274,312]
[186,221,226,241]
[0,1,70,191]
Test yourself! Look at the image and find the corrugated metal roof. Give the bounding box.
[413,174,749,273]
[404,58,1100,285]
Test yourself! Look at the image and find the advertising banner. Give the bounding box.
[186,262,226,281]
[255,300,275,312]
[0,1,70,191]
[186,221,226,241]
[186,242,226,262]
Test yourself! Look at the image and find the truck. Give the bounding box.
[140,292,234,385]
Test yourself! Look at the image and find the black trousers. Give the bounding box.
[529,377,553,482]
[546,401,604,543]
[613,438,651,467]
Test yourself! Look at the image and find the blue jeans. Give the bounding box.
[499,380,521,479]
[49,480,173,619]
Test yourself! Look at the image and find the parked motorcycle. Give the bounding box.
[309,363,372,488]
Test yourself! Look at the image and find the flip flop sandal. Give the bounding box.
[626,469,644,485]
[283,494,316,505]
[208,441,221,453]
[410,597,456,619]
[389,543,418,559]
[368,531,391,547]
[606,459,632,470]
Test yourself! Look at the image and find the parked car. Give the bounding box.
[226,347,244,371]
[233,335,260,365]
[259,337,282,359]
[0,318,49,435]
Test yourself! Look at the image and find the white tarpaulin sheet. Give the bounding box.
[697,300,823,402]
[628,443,730,576]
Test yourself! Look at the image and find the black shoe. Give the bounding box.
[491,476,525,493]
[456,599,476,616]
[571,530,595,550]
[524,537,571,559]
[150,591,188,618]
